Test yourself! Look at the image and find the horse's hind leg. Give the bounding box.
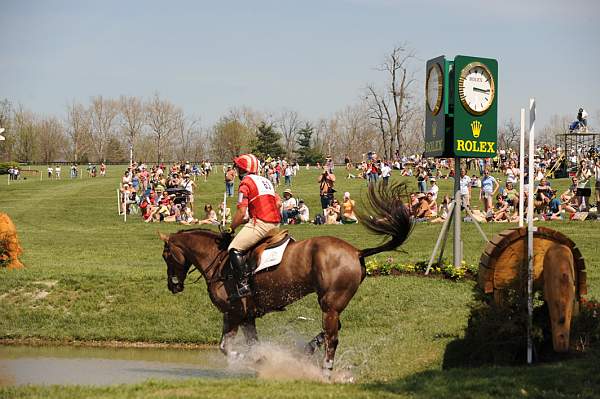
[322,309,340,373]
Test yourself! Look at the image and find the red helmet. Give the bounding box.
[233,154,259,174]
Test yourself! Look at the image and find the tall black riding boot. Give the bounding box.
[229,248,252,300]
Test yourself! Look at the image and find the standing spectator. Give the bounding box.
[481,168,499,214]
[100,162,106,177]
[593,158,600,213]
[181,174,196,211]
[416,167,427,193]
[224,165,235,197]
[203,160,212,182]
[284,163,293,186]
[55,165,61,179]
[459,168,472,207]
[576,159,593,209]
[505,159,519,185]
[318,169,336,214]
[47,166,53,179]
[380,161,391,186]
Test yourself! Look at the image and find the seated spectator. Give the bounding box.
[281,189,298,225]
[427,178,439,201]
[493,194,511,222]
[501,181,519,207]
[341,192,358,224]
[414,193,432,220]
[546,192,563,220]
[218,202,232,225]
[198,204,219,225]
[425,192,438,217]
[297,200,310,223]
[327,199,342,223]
[431,195,451,223]
[534,178,553,214]
[325,206,339,224]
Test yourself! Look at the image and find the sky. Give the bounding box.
[1,0,599,130]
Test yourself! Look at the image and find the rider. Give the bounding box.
[226,154,281,299]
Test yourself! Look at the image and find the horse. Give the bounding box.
[159,182,413,374]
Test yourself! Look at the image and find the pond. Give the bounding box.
[0,345,252,386]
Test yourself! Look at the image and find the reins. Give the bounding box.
[186,248,228,285]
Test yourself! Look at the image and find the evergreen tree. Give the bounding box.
[252,122,284,159]
[295,123,323,164]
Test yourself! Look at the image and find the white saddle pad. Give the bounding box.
[253,238,291,274]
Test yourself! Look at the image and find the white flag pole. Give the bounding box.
[117,189,121,215]
[519,108,525,228]
[527,98,536,364]
[222,192,227,226]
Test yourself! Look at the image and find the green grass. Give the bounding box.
[1,166,599,398]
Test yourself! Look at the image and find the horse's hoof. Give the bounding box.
[227,351,245,362]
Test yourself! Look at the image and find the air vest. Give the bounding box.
[238,174,281,223]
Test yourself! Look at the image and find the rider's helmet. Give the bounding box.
[233,154,259,175]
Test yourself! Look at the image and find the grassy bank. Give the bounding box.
[1,165,599,397]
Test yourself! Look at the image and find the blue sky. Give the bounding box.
[1,0,598,129]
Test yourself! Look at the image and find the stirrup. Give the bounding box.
[230,281,252,300]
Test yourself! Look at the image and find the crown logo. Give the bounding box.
[471,120,482,138]
[432,121,437,138]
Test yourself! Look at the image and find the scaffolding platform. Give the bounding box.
[554,131,600,176]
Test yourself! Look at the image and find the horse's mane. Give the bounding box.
[173,227,231,250]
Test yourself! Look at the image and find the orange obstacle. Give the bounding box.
[0,212,24,269]
[478,227,587,352]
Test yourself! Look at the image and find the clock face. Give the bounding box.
[458,62,495,115]
[426,64,443,115]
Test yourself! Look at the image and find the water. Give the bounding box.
[0,345,252,386]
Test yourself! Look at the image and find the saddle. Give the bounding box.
[246,228,293,273]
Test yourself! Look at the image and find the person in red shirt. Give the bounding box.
[227,154,281,299]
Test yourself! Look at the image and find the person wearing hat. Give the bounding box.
[281,188,298,225]
[225,153,281,299]
[181,174,196,211]
[224,165,235,197]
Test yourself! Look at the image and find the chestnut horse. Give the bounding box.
[159,182,413,373]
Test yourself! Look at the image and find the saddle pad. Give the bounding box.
[253,238,291,274]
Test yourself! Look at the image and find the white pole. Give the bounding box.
[222,192,227,226]
[519,108,525,228]
[40,170,42,181]
[527,98,536,364]
[117,189,121,215]
[7,172,9,186]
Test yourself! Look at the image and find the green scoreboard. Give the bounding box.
[425,55,498,158]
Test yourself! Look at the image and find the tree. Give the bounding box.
[252,122,284,159]
[90,96,119,162]
[13,106,38,163]
[65,101,92,163]
[38,116,66,163]
[174,112,201,162]
[209,117,253,161]
[365,44,417,159]
[0,99,15,161]
[119,96,145,163]
[278,109,301,159]
[295,123,323,164]
[498,119,520,151]
[145,93,179,163]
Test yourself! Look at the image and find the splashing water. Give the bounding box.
[226,342,354,383]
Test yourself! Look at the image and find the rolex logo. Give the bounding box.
[471,120,482,138]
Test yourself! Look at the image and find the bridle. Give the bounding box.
[186,248,228,285]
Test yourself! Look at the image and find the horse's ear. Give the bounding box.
[158,231,170,242]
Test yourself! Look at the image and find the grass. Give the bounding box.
[1,165,599,398]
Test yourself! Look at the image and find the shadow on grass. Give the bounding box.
[361,345,600,398]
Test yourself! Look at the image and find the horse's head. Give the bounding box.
[159,232,191,294]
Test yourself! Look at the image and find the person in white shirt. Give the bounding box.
[47,166,53,179]
[428,178,439,201]
[297,200,310,223]
[459,169,472,207]
[380,162,392,185]
[181,174,196,211]
[55,166,61,179]
[281,188,298,224]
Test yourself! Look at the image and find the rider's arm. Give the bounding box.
[231,206,247,231]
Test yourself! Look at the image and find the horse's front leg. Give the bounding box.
[219,312,241,358]
[240,318,259,346]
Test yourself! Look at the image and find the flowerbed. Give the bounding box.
[365,257,478,280]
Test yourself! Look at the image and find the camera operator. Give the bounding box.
[318,168,336,215]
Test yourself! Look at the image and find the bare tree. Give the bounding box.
[65,101,92,163]
[89,96,119,162]
[13,105,38,163]
[145,93,179,163]
[277,109,301,159]
[0,99,15,161]
[498,119,520,151]
[38,116,66,163]
[365,44,417,159]
[540,114,571,146]
[119,95,145,163]
[209,116,253,161]
[174,112,201,161]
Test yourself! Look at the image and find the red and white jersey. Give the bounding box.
[238,174,281,223]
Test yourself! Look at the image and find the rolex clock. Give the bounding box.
[458,61,495,116]
[426,63,443,115]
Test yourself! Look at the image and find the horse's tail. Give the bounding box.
[357,181,414,259]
